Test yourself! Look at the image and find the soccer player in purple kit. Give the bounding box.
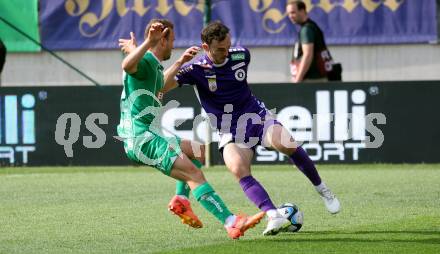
[167,21,341,235]
[120,21,340,236]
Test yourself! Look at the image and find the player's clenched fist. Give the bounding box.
[179,46,201,64]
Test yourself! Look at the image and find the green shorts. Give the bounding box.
[124,131,182,176]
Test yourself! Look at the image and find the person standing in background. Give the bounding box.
[287,0,339,83]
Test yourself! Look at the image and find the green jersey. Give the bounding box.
[117,51,164,149]
[117,51,182,174]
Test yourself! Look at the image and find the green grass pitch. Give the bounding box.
[1,164,439,254]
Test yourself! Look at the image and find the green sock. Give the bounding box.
[193,182,233,224]
[175,159,202,197]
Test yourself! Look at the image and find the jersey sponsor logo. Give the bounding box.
[231,53,245,61]
[0,94,36,164]
[235,69,246,81]
[231,62,246,71]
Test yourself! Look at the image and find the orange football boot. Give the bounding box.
[168,195,203,228]
[226,211,266,239]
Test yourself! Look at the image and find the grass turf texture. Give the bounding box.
[0,164,439,254]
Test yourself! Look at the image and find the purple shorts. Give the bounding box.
[218,110,282,153]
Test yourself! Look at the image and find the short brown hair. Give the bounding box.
[144,19,174,39]
[287,0,307,11]
[201,21,230,45]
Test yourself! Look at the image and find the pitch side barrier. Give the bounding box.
[0,81,439,166]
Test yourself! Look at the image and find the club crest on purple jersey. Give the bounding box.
[208,78,217,92]
[205,74,217,92]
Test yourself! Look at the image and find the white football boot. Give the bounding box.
[262,209,291,236]
[315,182,341,214]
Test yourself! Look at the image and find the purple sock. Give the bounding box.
[239,175,276,212]
[290,146,322,186]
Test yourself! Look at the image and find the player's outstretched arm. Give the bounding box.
[162,46,200,94]
[121,23,167,74]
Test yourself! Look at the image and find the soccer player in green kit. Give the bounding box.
[117,19,264,239]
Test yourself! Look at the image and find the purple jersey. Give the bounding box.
[176,47,267,133]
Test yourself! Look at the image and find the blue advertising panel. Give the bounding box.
[40,0,438,50]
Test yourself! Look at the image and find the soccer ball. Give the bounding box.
[278,203,304,232]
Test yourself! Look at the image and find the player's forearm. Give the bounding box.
[295,53,313,82]
[121,39,152,74]
[161,78,178,94]
[162,60,184,93]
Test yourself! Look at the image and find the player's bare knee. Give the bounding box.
[273,137,297,155]
[229,165,250,180]
[277,145,296,156]
[271,140,284,151]
[188,167,205,183]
